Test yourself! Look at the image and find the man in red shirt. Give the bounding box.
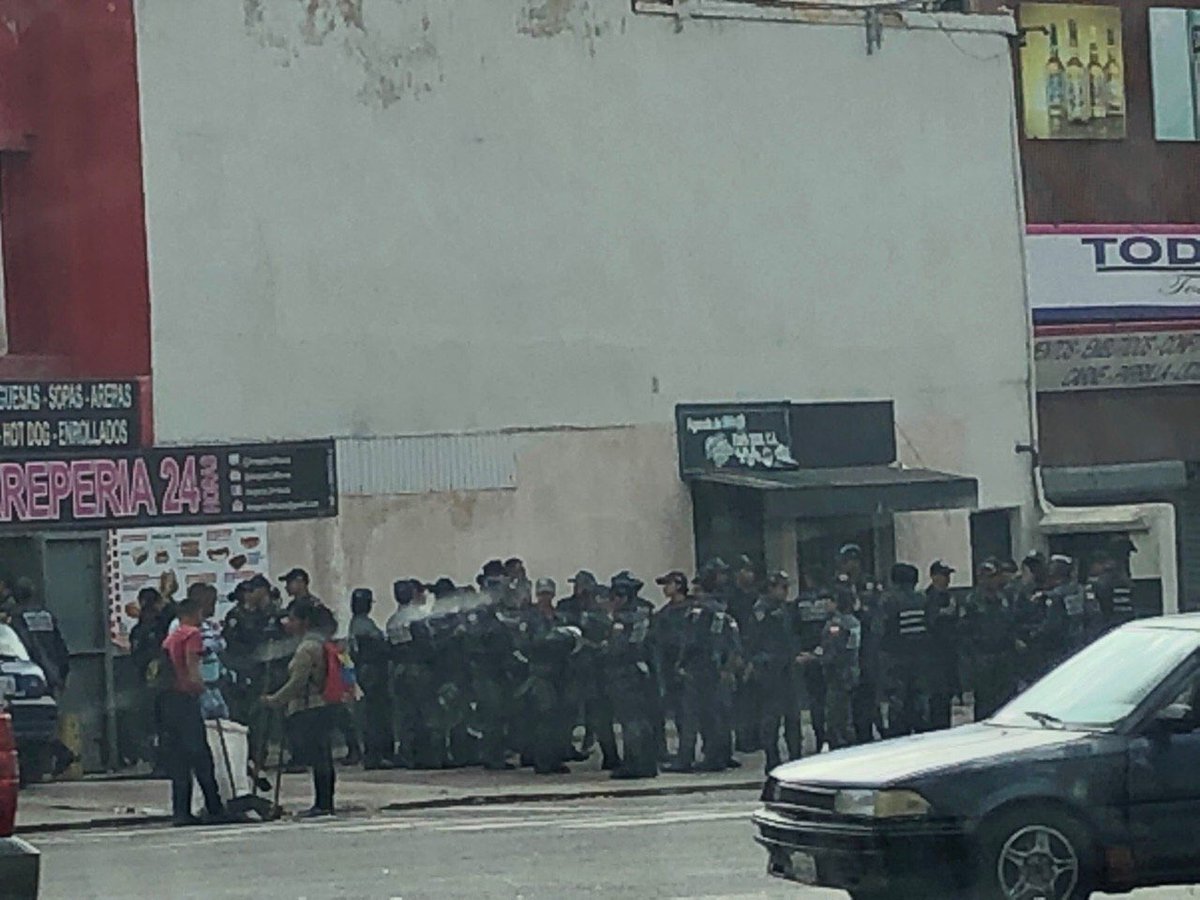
[161,590,226,826]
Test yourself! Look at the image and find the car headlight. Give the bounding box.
[834,789,931,818]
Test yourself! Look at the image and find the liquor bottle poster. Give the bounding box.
[1149,8,1200,141]
[1018,4,1126,141]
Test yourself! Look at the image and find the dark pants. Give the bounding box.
[658,681,683,759]
[804,665,827,752]
[824,681,855,751]
[356,682,395,764]
[757,676,801,771]
[159,691,223,820]
[585,695,620,768]
[330,702,361,759]
[678,674,732,769]
[929,690,954,731]
[852,674,881,745]
[735,678,761,753]
[526,679,570,774]
[972,657,1016,722]
[289,705,336,812]
[611,677,658,777]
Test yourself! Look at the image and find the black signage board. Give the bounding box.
[676,402,798,478]
[0,380,141,455]
[0,439,337,531]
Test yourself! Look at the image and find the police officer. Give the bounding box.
[1012,550,1050,686]
[1048,554,1085,658]
[924,560,959,732]
[347,588,395,770]
[852,574,885,745]
[388,579,440,769]
[811,586,860,751]
[557,571,619,769]
[794,587,831,752]
[667,565,726,772]
[462,578,518,771]
[517,578,579,775]
[651,571,691,764]
[961,560,1021,720]
[604,572,658,780]
[880,563,931,738]
[729,556,761,753]
[10,578,76,776]
[1089,542,1136,635]
[745,572,801,774]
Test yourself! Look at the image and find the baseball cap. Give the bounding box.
[569,570,598,588]
[656,570,688,588]
[278,567,309,584]
[535,577,557,596]
[838,543,862,558]
[979,559,1000,576]
[929,560,955,577]
[351,588,374,605]
[735,554,757,572]
[766,570,790,587]
[245,574,271,591]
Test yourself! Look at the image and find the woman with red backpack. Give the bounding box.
[263,599,339,818]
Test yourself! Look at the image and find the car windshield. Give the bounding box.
[0,623,30,661]
[990,625,1200,730]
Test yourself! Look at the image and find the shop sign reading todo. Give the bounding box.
[676,403,798,477]
[0,439,337,530]
[1026,226,1200,324]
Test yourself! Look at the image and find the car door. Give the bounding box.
[1127,665,1200,881]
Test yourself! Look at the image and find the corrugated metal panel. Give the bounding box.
[336,433,521,496]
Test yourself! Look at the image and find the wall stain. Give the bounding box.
[243,0,443,108]
[518,0,612,57]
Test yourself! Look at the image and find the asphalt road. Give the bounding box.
[32,792,1200,900]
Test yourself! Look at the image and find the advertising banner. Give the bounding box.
[1018,3,1126,141]
[1034,327,1200,392]
[676,402,798,477]
[1026,225,1200,325]
[0,380,140,455]
[108,522,270,650]
[1149,7,1200,142]
[0,439,337,531]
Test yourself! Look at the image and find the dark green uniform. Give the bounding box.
[880,585,932,738]
[961,586,1019,720]
[605,600,658,779]
[820,611,860,751]
[517,606,578,774]
[745,595,800,771]
[348,612,394,766]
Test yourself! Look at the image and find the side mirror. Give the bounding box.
[1153,703,1197,736]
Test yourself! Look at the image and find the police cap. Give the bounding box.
[278,567,310,585]
[535,577,557,596]
[929,560,955,577]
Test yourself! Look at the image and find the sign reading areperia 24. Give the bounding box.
[676,402,798,477]
[0,439,337,531]
[1026,225,1200,324]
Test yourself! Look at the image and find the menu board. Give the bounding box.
[0,380,140,454]
[108,523,270,650]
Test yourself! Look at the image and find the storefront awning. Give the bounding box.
[692,465,978,519]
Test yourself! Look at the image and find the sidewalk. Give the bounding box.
[15,756,765,834]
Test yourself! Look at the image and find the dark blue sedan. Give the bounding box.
[754,614,1200,900]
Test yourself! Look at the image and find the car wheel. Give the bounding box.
[974,805,1096,900]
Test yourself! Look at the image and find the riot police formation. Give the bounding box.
[38,538,1145,790]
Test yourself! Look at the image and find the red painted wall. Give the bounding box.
[0,0,150,382]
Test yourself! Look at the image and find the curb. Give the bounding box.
[17,778,764,835]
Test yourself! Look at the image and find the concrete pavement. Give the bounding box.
[15,757,763,833]
[32,792,1200,900]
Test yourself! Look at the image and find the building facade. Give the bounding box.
[0,0,1041,763]
[996,0,1200,612]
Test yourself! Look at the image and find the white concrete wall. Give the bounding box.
[269,423,695,625]
[135,0,1035,591]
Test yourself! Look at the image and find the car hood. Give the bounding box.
[771,724,1093,787]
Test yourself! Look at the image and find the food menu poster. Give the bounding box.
[108,523,269,651]
[1019,4,1126,141]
